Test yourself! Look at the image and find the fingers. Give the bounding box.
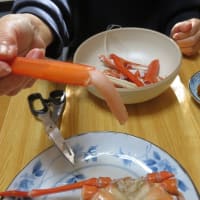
[171,21,192,39]
[171,18,200,56]
[0,15,19,60]
[179,43,200,56]
[0,71,36,96]
[0,48,45,96]
[175,36,200,56]
[0,14,47,96]
[0,61,12,77]
[0,41,18,61]
[172,31,191,41]
[8,78,35,96]
[26,48,45,59]
[0,75,24,96]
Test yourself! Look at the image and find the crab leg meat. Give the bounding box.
[0,171,185,200]
[0,177,112,198]
[10,57,128,124]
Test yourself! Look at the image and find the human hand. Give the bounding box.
[171,18,200,56]
[0,13,53,96]
[0,48,45,96]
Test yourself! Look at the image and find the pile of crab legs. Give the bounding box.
[0,171,185,199]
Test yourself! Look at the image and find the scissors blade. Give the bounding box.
[47,125,75,165]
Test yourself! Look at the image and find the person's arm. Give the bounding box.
[12,0,73,58]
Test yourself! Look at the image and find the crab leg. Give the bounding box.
[0,177,112,198]
[110,53,144,87]
[82,171,181,200]
[10,57,128,124]
[11,57,95,86]
[144,59,160,84]
[146,170,174,183]
[0,172,183,199]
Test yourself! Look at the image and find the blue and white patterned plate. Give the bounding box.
[4,132,199,199]
[189,71,200,103]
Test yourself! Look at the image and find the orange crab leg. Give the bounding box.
[146,171,179,196]
[10,57,95,86]
[144,59,160,84]
[109,53,141,67]
[0,190,30,198]
[82,172,179,200]
[0,177,112,198]
[161,178,179,195]
[0,173,182,199]
[30,177,111,197]
[110,53,144,86]
[146,171,175,183]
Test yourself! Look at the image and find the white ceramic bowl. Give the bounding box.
[73,28,182,104]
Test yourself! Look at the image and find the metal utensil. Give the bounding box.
[28,90,75,166]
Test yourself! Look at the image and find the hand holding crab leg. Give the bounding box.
[10,57,128,124]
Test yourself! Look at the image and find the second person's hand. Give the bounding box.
[171,18,200,56]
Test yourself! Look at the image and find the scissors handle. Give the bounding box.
[28,93,48,117]
[49,90,66,105]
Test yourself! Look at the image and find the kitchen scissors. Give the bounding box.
[27,90,75,166]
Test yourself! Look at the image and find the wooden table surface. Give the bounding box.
[0,56,200,195]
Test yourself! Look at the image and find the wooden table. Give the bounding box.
[0,56,200,195]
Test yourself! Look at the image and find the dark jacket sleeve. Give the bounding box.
[11,0,72,58]
[11,0,200,58]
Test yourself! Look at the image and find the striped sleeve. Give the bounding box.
[12,0,72,58]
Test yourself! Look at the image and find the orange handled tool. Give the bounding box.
[10,57,95,86]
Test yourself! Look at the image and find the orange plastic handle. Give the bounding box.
[11,57,95,86]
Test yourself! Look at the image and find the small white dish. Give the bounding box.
[3,131,199,200]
